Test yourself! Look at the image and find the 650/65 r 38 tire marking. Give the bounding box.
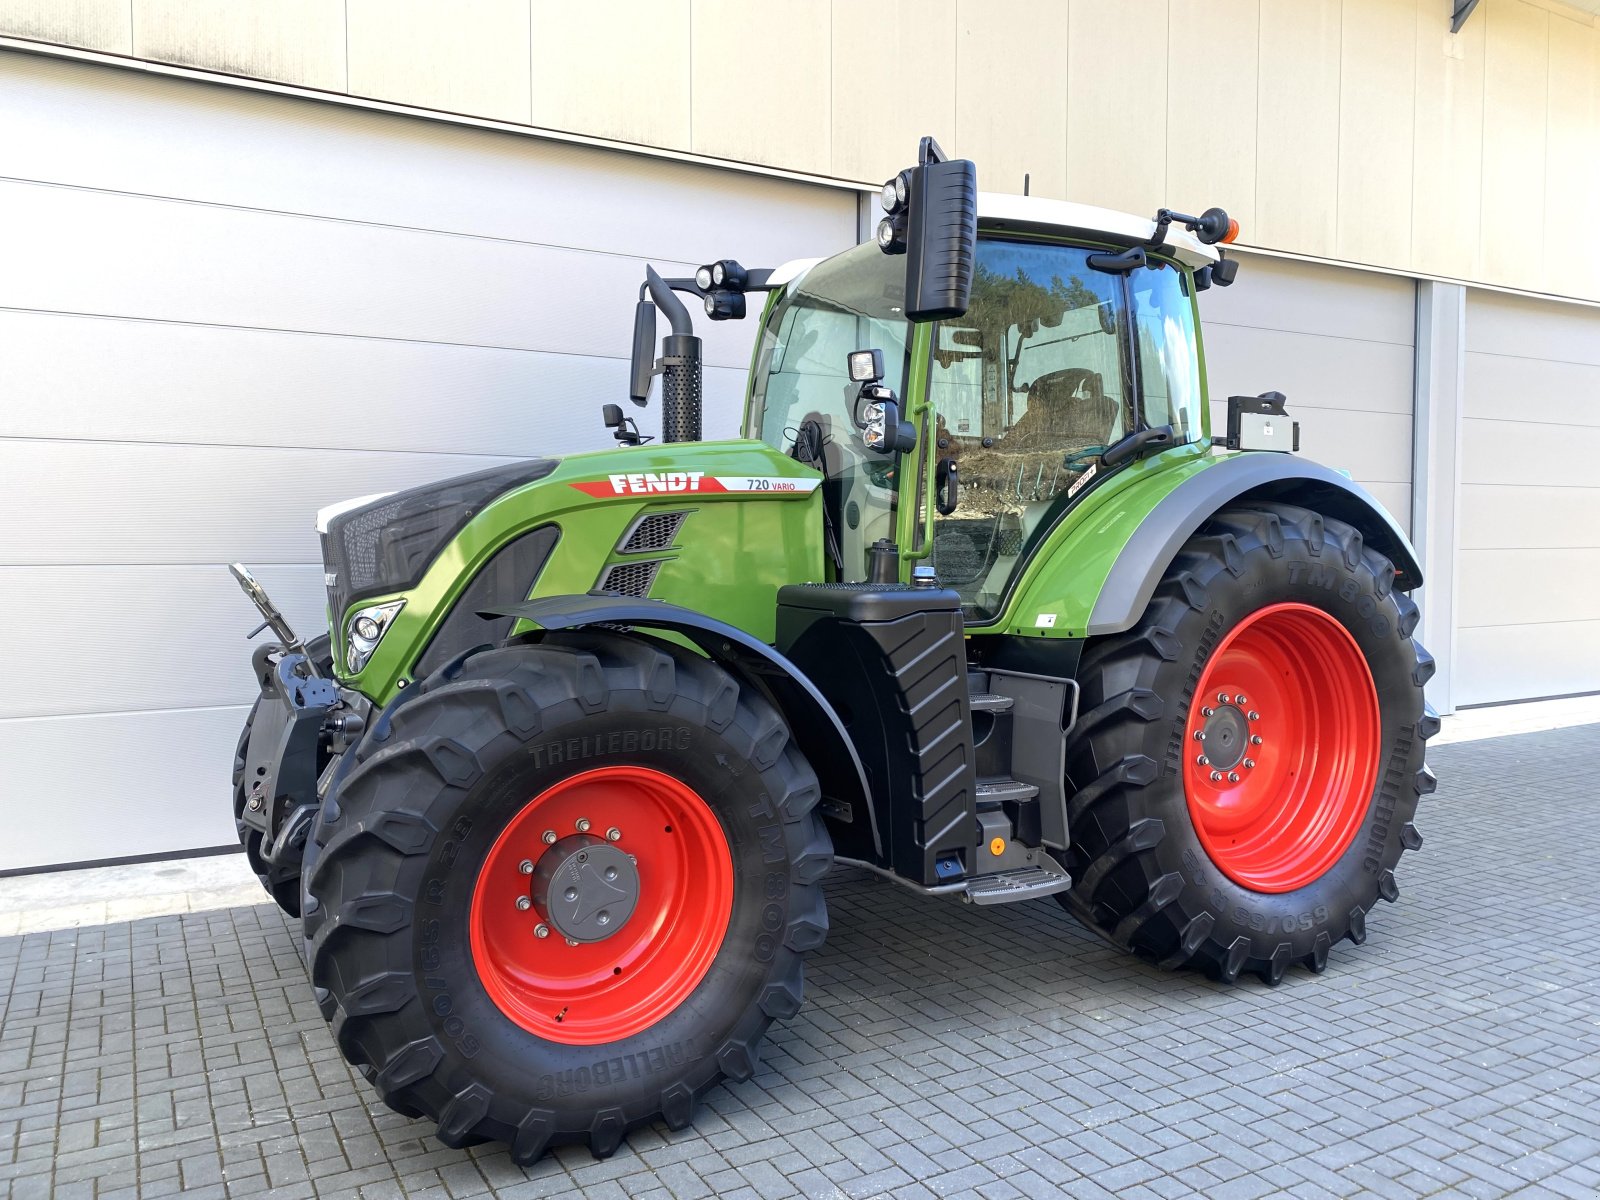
[470,766,735,1045]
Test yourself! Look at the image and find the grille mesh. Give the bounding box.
[621,511,687,554]
[597,559,663,597]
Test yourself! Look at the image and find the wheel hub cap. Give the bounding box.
[531,836,639,943]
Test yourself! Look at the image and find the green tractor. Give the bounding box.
[231,138,1435,1161]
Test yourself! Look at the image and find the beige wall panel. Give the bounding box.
[1201,324,1416,414]
[530,0,690,151]
[953,0,1068,199]
[1460,484,1600,549]
[1066,0,1166,216]
[1464,353,1600,428]
[1166,0,1258,228]
[0,564,328,718]
[831,0,956,183]
[1255,0,1342,257]
[1199,253,1415,345]
[347,0,531,123]
[131,0,346,91]
[1457,547,1600,626]
[1465,288,1600,365]
[1411,0,1484,281]
[1454,621,1600,704]
[691,0,829,174]
[1480,0,1548,292]
[1335,0,1416,268]
[1542,14,1600,299]
[0,0,129,52]
[1461,418,1600,486]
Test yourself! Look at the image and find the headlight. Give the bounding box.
[345,600,404,674]
[861,401,887,450]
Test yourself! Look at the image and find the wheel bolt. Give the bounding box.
[542,830,557,845]
[565,937,578,947]
[1202,706,1215,717]
[1235,695,1247,705]
[1243,758,1256,769]
[1217,692,1229,704]
[575,818,591,833]
[1250,734,1263,745]
[534,924,549,939]
[597,912,610,926]
[518,859,533,875]
[1196,754,1210,766]
[606,827,622,842]
[1209,771,1223,782]
[564,887,578,902]
[1247,711,1260,722]
[1228,772,1241,783]
[515,896,531,911]
[1192,730,1206,742]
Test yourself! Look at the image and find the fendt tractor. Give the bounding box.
[231,138,1436,1160]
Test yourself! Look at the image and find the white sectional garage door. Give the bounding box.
[1197,253,1416,535]
[0,51,856,871]
[1456,291,1600,706]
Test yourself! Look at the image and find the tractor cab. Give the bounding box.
[747,191,1227,622]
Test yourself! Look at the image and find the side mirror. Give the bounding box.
[877,137,978,323]
[628,299,656,405]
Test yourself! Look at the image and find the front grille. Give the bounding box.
[597,559,664,597]
[620,511,687,554]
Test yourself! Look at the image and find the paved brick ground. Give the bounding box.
[3,724,1599,1200]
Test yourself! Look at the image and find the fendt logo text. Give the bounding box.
[609,472,705,494]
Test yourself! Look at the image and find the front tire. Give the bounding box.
[1061,502,1437,984]
[304,632,831,1160]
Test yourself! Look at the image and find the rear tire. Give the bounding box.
[1060,502,1437,984]
[303,632,831,1160]
[232,634,333,915]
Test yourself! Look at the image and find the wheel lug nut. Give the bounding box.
[1209,771,1223,782]
[1202,706,1215,717]
[1228,772,1241,783]
[564,937,578,947]
[576,818,591,833]
[1217,692,1229,704]
[542,830,557,845]
[1247,711,1260,722]
[564,887,578,902]
[1243,758,1256,769]
[1192,731,1206,742]
[1196,754,1210,766]
[1250,734,1263,745]
[515,896,531,911]
[518,859,533,875]
[534,924,549,939]
[1235,695,1247,705]
[606,827,622,842]
[597,912,610,926]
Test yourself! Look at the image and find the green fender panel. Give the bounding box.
[977,447,1422,640]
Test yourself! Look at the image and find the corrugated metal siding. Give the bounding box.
[1456,290,1600,705]
[0,51,855,870]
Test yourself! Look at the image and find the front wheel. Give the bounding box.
[1061,502,1437,984]
[304,632,831,1160]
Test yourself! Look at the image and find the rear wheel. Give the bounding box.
[1061,502,1437,984]
[232,634,333,915]
[304,632,831,1159]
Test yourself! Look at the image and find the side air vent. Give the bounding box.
[619,511,688,554]
[597,558,664,597]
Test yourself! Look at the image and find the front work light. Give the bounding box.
[848,348,884,383]
[703,290,746,320]
[876,215,906,254]
[345,599,404,673]
[694,264,714,290]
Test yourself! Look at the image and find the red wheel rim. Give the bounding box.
[469,765,733,1045]
[1184,602,1380,893]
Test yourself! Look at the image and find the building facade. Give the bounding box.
[2,0,1597,870]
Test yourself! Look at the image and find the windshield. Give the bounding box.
[747,242,911,580]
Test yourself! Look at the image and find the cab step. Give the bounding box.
[975,778,1039,808]
[963,865,1073,905]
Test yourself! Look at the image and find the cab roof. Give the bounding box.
[977,192,1221,268]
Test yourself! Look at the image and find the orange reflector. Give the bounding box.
[989,837,1005,856]
[1222,218,1241,244]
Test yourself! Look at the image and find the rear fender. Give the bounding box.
[487,595,878,855]
[1086,454,1422,637]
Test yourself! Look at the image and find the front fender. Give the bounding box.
[986,449,1421,640]
[490,595,877,854]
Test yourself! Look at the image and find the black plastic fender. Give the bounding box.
[486,595,879,855]
[1086,454,1423,637]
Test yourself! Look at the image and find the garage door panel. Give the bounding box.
[1457,548,1600,628]
[1460,484,1600,550]
[3,53,854,271]
[0,310,752,450]
[1461,419,1600,489]
[1,182,764,371]
[0,564,328,719]
[1465,290,1600,367]
[1464,351,1600,427]
[1455,622,1600,707]
[1202,403,1412,487]
[1199,253,1415,345]
[1202,323,1414,414]
[0,707,244,871]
